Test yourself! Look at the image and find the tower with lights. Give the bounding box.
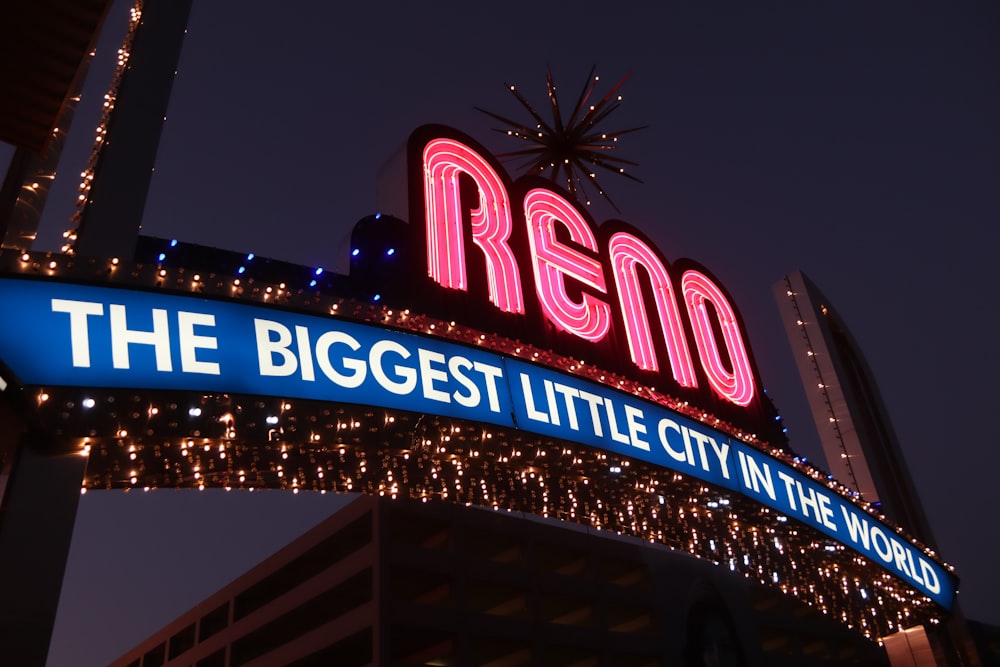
[774,270,983,666]
[774,270,936,545]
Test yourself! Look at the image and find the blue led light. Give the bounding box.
[309,279,317,287]
[237,266,246,274]
[373,294,381,301]
[246,252,255,261]
[169,239,177,247]
[386,248,395,256]
[375,212,382,220]
[351,249,360,257]
[314,267,324,276]
[157,253,166,262]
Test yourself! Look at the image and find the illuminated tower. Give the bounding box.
[774,270,983,667]
[773,270,936,547]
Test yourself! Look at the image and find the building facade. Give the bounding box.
[109,494,891,667]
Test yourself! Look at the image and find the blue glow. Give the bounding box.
[309,279,317,287]
[237,266,246,274]
[246,253,255,261]
[351,249,360,257]
[157,253,166,262]
[373,294,381,302]
[169,239,177,247]
[0,277,956,610]
[386,248,395,256]
[314,267,324,276]
[375,213,382,219]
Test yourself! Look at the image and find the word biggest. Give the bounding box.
[417,131,756,408]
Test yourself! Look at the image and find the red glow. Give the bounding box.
[414,129,764,413]
[681,270,755,406]
[608,232,698,387]
[422,139,524,313]
[524,188,611,342]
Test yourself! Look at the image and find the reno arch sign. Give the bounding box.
[409,126,760,419]
[0,124,954,609]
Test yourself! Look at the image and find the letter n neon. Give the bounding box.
[681,270,755,406]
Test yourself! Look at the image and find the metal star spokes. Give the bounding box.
[476,66,647,213]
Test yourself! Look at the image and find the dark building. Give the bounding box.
[109,494,890,667]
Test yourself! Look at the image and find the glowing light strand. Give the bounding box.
[62,0,145,254]
[7,248,953,637]
[781,277,861,491]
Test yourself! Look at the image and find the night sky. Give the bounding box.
[23,1,998,665]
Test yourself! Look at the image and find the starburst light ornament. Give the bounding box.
[476,66,647,213]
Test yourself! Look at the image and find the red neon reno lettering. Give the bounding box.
[681,270,755,406]
[422,139,524,313]
[418,130,758,409]
[608,232,698,388]
[524,188,611,341]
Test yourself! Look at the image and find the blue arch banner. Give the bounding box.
[0,277,953,607]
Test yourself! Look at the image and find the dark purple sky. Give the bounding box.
[33,1,999,664]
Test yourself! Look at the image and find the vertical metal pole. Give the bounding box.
[73,0,193,260]
[0,437,88,666]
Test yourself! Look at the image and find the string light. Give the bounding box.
[781,275,862,490]
[62,0,145,253]
[1,246,952,642]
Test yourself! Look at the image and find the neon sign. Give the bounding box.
[525,187,612,342]
[0,277,954,608]
[422,138,524,314]
[412,126,759,414]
